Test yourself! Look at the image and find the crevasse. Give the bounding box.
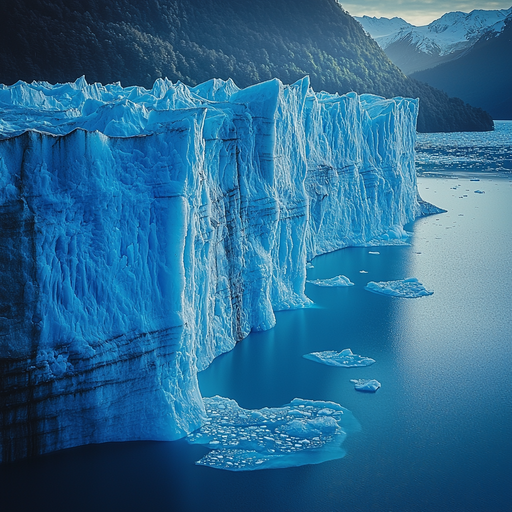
[0,76,426,462]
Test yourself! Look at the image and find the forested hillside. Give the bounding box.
[0,0,493,132]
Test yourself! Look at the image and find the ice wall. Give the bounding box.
[0,76,423,461]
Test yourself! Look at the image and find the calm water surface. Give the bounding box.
[2,127,511,512]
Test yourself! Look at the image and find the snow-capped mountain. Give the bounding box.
[355,15,413,39]
[356,7,512,74]
[411,15,512,119]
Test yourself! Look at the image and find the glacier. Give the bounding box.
[0,75,431,462]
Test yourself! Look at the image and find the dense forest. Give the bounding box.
[0,0,493,132]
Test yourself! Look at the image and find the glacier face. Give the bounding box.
[1,76,424,462]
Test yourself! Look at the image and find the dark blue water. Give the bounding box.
[2,151,512,511]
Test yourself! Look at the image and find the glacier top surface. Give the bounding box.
[0,76,397,140]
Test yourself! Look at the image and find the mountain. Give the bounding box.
[357,8,512,75]
[0,0,492,132]
[411,16,512,120]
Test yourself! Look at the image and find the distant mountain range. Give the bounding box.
[0,0,493,132]
[357,8,512,119]
[356,8,512,74]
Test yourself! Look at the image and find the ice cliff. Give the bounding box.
[0,76,424,462]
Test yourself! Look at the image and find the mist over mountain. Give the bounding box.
[0,0,493,132]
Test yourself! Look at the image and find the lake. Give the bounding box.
[2,122,511,512]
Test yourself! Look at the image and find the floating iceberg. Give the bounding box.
[364,225,412,246]
[307,275,354,287]
[303,349,376,367]
[0,76,427,461]
[186,396,360,471]
[350,379,381,392]
[365,277,433,298]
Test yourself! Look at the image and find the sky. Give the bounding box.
[341,0,512,25]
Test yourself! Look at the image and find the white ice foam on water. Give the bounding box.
[365,277,433,298]
[350,379,381,392]
[307,275,354,287]
[186,396,360,471]
[303,348,376,367]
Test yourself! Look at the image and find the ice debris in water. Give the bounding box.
[350,379,381,392]
[307,275,354,287]
[365,277,433,298]
[363,225,412,246]
[303,348,375,367]
[186,396,360,471]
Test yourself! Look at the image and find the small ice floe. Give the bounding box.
[306,262,314,269]
[474,190,485,194]
[365,277,433,298]
[186,396,360,471]
[359,270,368,274]
[350,379,381,393]
[368,251,380,255]
[303,348,375,367]
[363,225,412,246]
[307,275,354,287]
